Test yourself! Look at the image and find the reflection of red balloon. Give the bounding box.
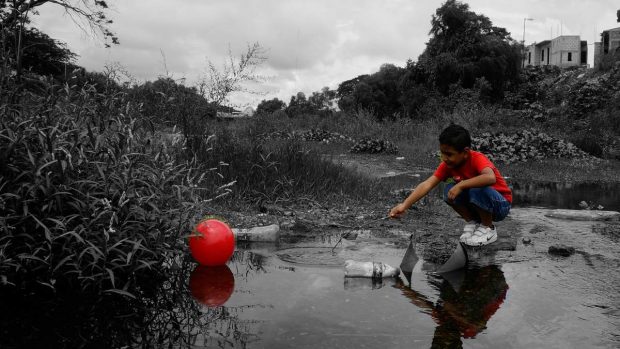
[189,265,235,307]
[189,219,235,266]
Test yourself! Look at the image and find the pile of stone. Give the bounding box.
[471,129,591,163]
[296,129,353,143]
[350,138,399,154]
[259,129,353,143]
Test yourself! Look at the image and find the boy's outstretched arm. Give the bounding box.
[390,175,441,218]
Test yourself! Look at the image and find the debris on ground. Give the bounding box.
[350,138,399,154]
[260,128,353,143]
[471,129,593,163]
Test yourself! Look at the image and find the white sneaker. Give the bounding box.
[465,225,497,246]
[459,223,478,243]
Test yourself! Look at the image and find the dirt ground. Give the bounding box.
[218,150,526,265]
[215,145,620,271]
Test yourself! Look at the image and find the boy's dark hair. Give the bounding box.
[439,124,471,151]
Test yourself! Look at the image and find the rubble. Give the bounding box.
[259,128,353,143]
[471,129,592,163]
[350,138,399,154]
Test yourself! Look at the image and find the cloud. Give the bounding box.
[31,0,620,107]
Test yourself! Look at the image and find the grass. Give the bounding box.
[0,76,383,298]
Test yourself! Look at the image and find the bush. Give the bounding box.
[192,125,378,205]
[0,81,216,295]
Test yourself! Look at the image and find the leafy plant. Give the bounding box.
[0,78,221,295]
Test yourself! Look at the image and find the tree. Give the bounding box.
[418,0,521,99]
[10,27,76,77]
[1,0,117,84]
[337,74,369,112]
[336,64,405,119]
[256,97,286,115]
[308,86,336,114]
[1,0,117,44]
[286,92,314,117]
[198,42,267,110]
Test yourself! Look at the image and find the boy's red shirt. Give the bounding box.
[433,150,512,203]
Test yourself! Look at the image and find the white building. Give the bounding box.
[524,35,587,68]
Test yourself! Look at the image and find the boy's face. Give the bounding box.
[440,144,469,168]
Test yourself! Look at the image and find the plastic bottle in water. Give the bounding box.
[344,260,400,278]
[232,224,280,242]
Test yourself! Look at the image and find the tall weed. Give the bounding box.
[0,80,217,295]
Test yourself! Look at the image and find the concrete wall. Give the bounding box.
[594,42,602,67]
[525,36,587,68]
[609,28,620,53]
[594,27,620,68]
[550,36,581,67]
[529,42,551,66]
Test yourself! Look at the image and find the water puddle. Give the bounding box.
[2,219,618,348]
[181,222,619,348]
[384,174,620,212]
[511,181,620,211]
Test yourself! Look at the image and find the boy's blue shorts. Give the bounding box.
[443,183,511,222]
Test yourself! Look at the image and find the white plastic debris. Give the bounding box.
[344,260,400,278]
[233,224,280,242]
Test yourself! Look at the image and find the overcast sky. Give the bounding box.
[34,0,619,108]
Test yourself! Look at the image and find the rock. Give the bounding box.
[579,201,589,209]
[548,244,576,257]
[545,209,620,221]
[233,224,280,242]
[522,237,532,244]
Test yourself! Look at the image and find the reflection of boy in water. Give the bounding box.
[397,266,508,348]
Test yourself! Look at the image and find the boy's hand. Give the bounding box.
[447,184,463,202]
[389,203,407,218]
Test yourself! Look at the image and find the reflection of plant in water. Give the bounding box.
[231,250,268,279]
[135,255,268,348]
[395,265,509,347]
[0,254,268,348]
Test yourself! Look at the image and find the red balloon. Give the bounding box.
[189,219,235,266]
[189,265,235,307]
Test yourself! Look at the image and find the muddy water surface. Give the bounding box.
[188,209,620,348]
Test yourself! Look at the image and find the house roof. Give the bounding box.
[535,40,551,47]
[603,26,620,33]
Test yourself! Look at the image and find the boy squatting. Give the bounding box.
[389,124,512,246]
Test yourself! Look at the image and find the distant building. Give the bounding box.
[216,106,254,119]
[241,106,255,116]
[524,35,587,68]
[593,26,620,67]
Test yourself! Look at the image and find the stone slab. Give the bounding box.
[544,209,620,221]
